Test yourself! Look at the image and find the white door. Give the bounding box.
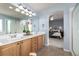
[73,4,79,55]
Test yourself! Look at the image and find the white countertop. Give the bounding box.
[0,32,45,46]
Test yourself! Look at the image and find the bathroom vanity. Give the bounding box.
[0,33,45,56]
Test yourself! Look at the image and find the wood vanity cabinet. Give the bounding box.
[31,37,38,52]
[0,34,45,56]
[31,35,44,52]
[0,39,31,56]
[37,35,44,50]
[20,39,31,56]
[0,42,20,56]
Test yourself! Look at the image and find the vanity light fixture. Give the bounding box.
[9,3,36,17]
[15,8,20,12]
[18,5,24,10]
[9,6,13,9]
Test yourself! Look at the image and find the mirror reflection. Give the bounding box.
[0,3,34,34]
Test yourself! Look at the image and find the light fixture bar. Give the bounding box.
[9,3,36,17]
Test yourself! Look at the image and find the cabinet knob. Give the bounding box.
[21,41,23,43]
[17,43,19,45]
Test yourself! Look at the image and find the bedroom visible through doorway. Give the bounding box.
[49,11,64,48]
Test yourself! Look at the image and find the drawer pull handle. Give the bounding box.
[21,41,23,43]
[17,43,19,45]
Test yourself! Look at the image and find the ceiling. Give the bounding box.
[0,3,76,19]
[25,3,75,12]
[24,3,54,12]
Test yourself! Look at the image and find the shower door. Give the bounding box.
[72,4,79,56]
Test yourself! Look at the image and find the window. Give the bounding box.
[0,19,2,32]
[7,20,11,33]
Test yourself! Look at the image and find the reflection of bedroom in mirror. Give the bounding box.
[49,11,64,48]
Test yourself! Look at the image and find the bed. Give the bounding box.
[49,29,63,39]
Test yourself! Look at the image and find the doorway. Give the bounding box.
[49,11,64,48]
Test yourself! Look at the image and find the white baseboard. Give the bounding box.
[64,49,70,52]
[64,49,75,56]
[71,51,75,56]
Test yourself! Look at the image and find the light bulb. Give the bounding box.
[21,11,25,14]
[18,5,24,10]
[29,11,32,14]
[9,6,13,9]
[25,9,28,12]
[15,8,20,12]
[26,13,29,15]
[50,16,54,21]
[29,14,32,17]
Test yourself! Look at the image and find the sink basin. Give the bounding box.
[0,39,10,43]
[0,33,32,44]
[0,38,19,44]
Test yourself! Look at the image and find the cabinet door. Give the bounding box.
[31,37,38,52]
[21,39,31,56]
[1,42,20,56]
[37,35,44,50]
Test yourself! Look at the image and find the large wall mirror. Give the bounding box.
[0,3,33,34]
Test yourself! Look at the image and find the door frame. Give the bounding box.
[72,3,79,56]
[48,11,64,49]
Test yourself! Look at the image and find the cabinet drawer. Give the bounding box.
[32,44,37,47]
[32,44,37,48]
[32,40,37,43]
[32,37,37,41]
[32,41,37,44]
[31,47,37,52]
[31,37,38,52]
[38,36,43,39]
